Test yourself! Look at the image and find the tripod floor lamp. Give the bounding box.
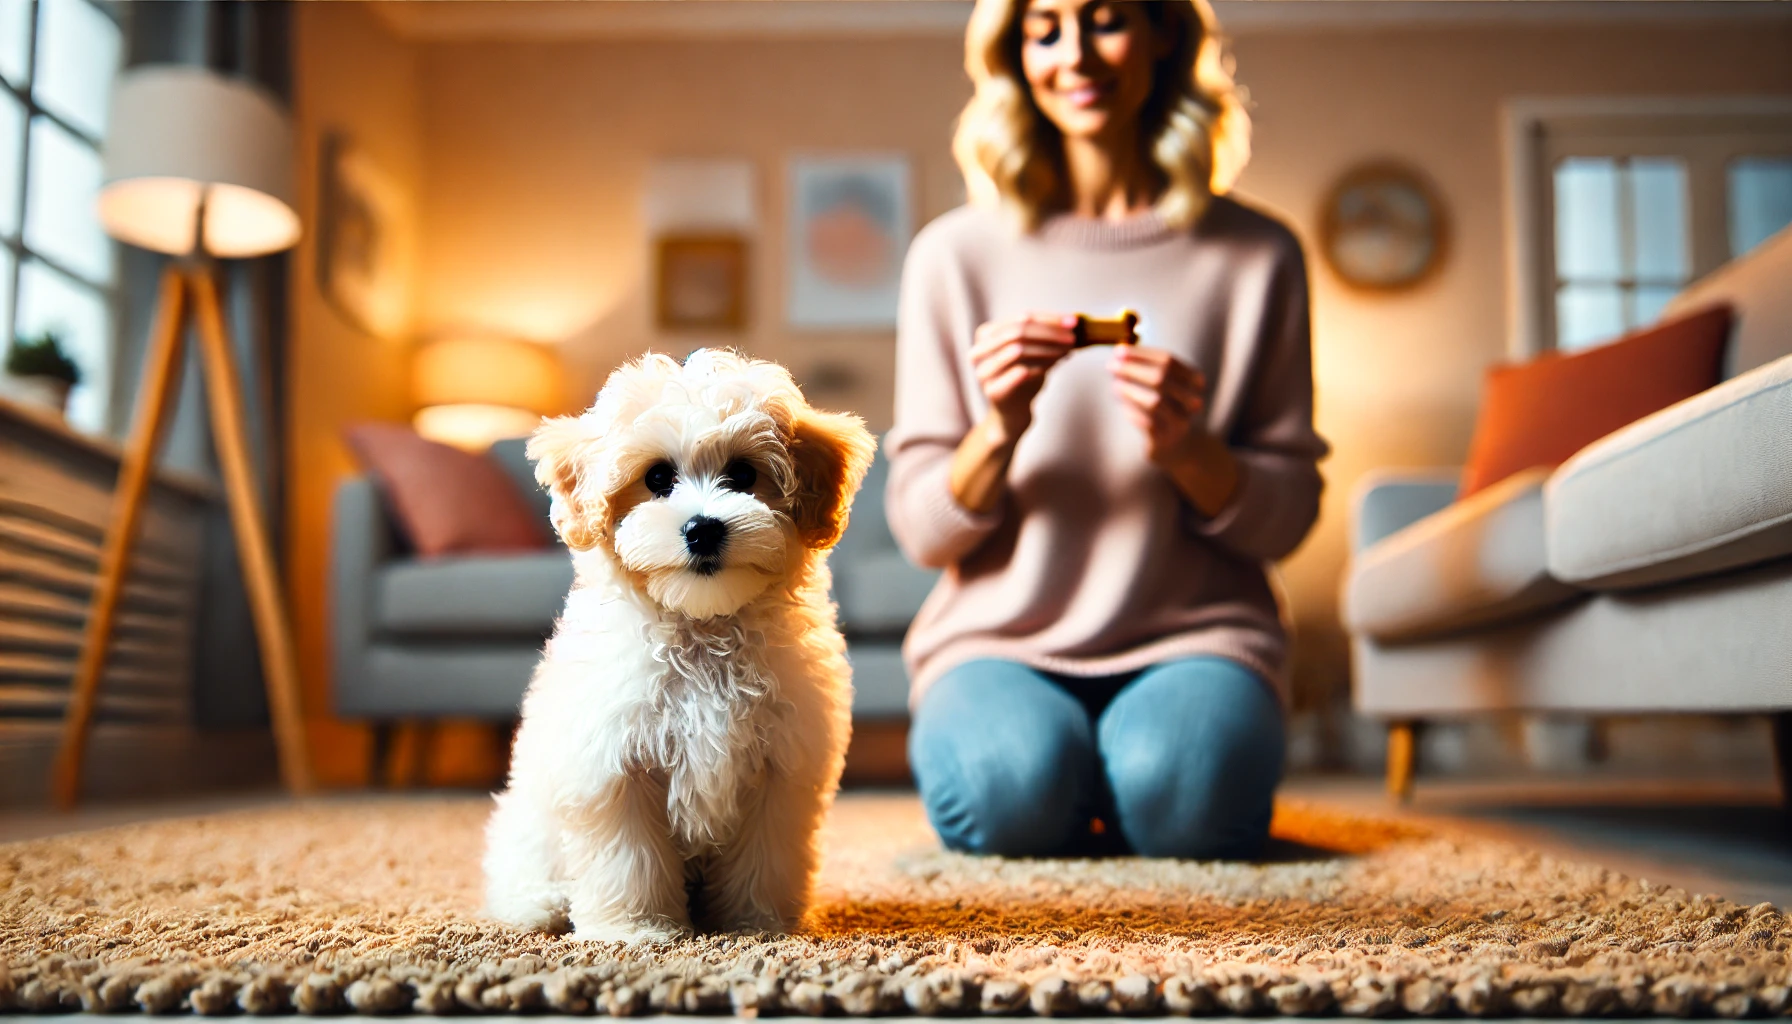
[51,66,313,806]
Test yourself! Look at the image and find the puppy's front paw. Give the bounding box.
[571,916,690,946]
[485,889,571,934]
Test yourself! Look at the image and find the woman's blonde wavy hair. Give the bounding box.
[953,0,1251,232]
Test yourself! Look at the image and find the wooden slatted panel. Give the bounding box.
[0,682,185,722]
[0,444,198,561]
[0,654,185,693]
[0,620,186,666]
[0,425,204,731]
[0,583,179,637]
[0,513,188,585]
[0,547,192,612]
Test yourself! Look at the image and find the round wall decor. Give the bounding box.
[1319,162,1447,291]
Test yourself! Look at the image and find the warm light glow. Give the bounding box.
[414,404,545,452]
[413,335,562,412]
[98,178,303,258]
[99,66,300,258]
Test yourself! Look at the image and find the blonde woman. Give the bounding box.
[886,0,1328,858]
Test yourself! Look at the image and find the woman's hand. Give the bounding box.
[1109,346,1241,516]
[969,313,1078,441]
[950,313,1077,514]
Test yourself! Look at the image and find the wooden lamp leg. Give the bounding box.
[189,266,315,795]
[52,266,191,809]
[1386,721,1418,804]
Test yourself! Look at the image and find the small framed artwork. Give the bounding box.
[787,155,911,329]
[1319,162,1448,292]
[656,234,748,331]
[317,132,414,338]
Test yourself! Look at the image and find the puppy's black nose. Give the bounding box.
[683,515,727,558]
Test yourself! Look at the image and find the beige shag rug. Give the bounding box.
[3,793,1789,1016]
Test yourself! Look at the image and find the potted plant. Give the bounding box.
[2,330,80,417]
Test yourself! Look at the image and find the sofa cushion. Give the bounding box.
[488,436,553,525]
[1345,467,1580,642]
[1457,305,1731,498]
[834,550,939,634]
[375,551,574,637]
[346,423,553,557]
[1546,352,1792,590]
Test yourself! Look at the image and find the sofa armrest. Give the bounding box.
[1351,469,1461,553]
[331,474,397,716]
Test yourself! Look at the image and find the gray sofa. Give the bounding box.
[331,438,931,737]
[1343,225,1792,801]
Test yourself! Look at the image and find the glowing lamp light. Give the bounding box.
[413,335,562,451]
[98,66,300,258]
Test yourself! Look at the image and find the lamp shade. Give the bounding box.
[413,335,562,450]
[98,65,300,258]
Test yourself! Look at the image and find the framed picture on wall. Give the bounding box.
[787,155,911,330]
[317,132,414,338]
[1319,161,1448,292]
[656,234,748,331]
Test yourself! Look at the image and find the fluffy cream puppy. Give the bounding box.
[483,349,875,943]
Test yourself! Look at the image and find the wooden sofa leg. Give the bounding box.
[387,722,434,788]
[367,722,395,788]
[1387,721,1419,804]
[1772,713,1791,809]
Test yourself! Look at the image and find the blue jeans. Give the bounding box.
[907,656,1284,859]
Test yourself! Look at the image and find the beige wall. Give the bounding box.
[414,36,976,422]
[289,2,425,784]
[288,9,1792,751]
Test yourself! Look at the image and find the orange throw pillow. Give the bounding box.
[345,423,553,557]
[1458,304,1732,498]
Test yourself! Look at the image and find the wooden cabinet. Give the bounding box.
[0,397,271,803]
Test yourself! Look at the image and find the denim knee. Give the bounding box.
[908,660,1095,856]
[1097,657,1284,859]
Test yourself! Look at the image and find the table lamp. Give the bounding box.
[53,65,313,807]
[412,334,561,451]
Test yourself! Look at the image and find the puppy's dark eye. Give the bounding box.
[722,459,757,493]
[644,461,677,498]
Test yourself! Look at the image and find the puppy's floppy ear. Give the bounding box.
[528,414,605,551]
[788,408,877,550]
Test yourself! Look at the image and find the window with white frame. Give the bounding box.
[1509,100,1792,356]
[0,0,123,434]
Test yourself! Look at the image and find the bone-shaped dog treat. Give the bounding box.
[1073,310,1140,347]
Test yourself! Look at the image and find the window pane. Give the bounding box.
[1633,285,1678,330]
[17,258,110,434]
[0,87,21,237]
[0,246,14,344]
[1557,283,1625,352]
[1630,158,1687,282]
[0,0,29,89]
[24,116,110,284]
[1555,157,1621,279]
[1729,157,1792,259]
[33,0,119,139]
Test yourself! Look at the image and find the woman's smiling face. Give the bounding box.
[1019,0,1164,143]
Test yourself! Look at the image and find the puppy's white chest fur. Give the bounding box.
[627,616,781,852]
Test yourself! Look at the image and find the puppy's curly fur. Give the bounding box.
[483,349,876,943]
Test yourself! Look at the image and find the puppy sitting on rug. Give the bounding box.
[483,349,876,943]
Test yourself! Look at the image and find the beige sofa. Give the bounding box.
[1344,226,1792,800]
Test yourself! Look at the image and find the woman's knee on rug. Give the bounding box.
[908,660,1096,856]
[1097,657,1285,859]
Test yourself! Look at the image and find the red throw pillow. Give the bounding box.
[1458,304,1732,498]
[344,423,552,557]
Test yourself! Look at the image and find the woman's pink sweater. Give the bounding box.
[884,197,1329,707]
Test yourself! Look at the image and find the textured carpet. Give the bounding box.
[3,793,1790,1016]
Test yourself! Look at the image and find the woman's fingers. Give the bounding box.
[1113,376,1204,419]
[970,323,1075,365]
[1109,348,1206,394]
